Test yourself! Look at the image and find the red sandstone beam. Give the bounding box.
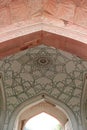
[0,31,42,59]
[42,31,87,60]
[0,31,87,60]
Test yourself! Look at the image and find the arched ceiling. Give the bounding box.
[1,1,87,129]
[0,0,87,59]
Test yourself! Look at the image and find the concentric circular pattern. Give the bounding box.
[34,56,53,68]
[37,57,51,65]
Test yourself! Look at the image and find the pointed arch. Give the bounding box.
[7,94,78,130]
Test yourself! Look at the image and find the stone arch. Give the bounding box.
[7,94,78,130]
[0,73,6,130]
[18,100,67,130]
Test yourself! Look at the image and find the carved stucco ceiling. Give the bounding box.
[0,45,87,127]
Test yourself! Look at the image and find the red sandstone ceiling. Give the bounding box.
[0,0,87,59]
